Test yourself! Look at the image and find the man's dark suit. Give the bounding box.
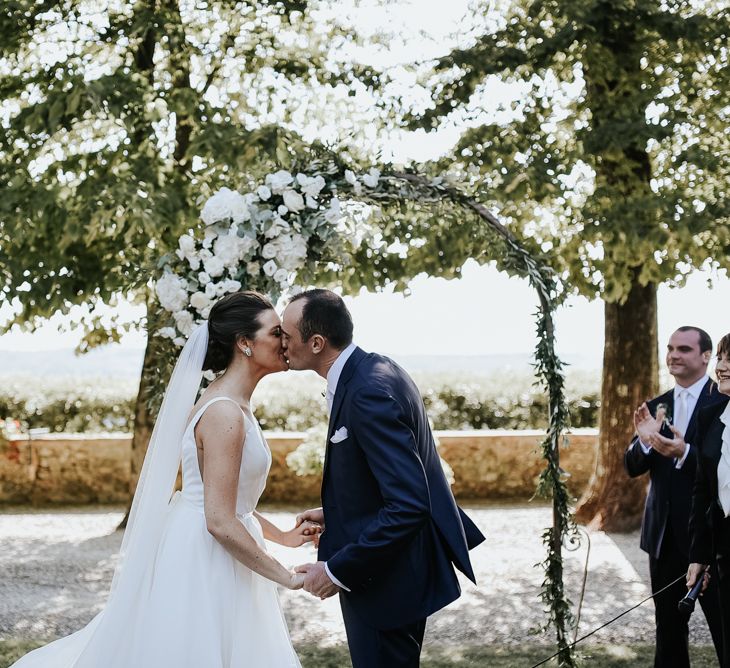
[624,379,725,667]
[317,347,485,667]
[689,398,730,668]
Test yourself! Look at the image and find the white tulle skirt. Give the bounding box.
[12,495,301,668]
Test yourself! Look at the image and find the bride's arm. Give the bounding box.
[197,402,302,589]
[253,511,320,547]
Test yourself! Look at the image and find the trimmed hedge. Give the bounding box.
[0,371,600,434]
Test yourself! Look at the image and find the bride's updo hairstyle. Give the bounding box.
[203,291,275,373]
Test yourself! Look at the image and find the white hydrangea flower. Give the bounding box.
[187,255,201,271]
[172,336,187,347]
[282,189,305,213]
[204,282,217,299]
[213,232,247,269]
[190,291,211,312]
[155,272,189,313]
[296,173,326,198]
[361,167,380,188]
[203,255,225,278]
[221,279,242,293]
[156,327,177,339]
[305,195,318,209]
[277,205,289,216]
[256,185,272,201]
[263,259,278,276]
[198,271,211,285]
[200,187,249,226]
[265,170,293,195]
[178,234,196,254]
[173,310,195,336]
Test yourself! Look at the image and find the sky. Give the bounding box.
[1,0,728,367]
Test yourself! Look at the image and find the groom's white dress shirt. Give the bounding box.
[323,342,357,591]
[637,374,709,469]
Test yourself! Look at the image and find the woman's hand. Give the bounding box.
[287,570,305,590]
[281,520,322,548]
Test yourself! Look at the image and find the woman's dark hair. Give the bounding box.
[289,289,353,350]
[203,291,274,372]
[717,333,730,359]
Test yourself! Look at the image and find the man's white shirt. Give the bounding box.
[322,342,357,592]
[637,374,709,469]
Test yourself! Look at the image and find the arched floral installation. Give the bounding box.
[154,159,577,667]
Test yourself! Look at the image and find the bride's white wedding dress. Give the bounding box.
[12,396,301,668]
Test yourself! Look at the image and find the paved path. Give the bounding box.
[0,504,715,650]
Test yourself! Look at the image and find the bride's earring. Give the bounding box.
[243,346,252,357]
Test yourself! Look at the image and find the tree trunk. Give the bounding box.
[575,280,658,531]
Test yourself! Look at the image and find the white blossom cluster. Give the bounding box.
[153,167,378,347]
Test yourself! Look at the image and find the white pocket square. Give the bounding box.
[330,427,349,443]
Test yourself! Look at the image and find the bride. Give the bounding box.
[12,291,318,668]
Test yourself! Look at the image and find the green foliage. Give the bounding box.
[0,0,371,340]
[0,371,600,434]
[407,0,730,302]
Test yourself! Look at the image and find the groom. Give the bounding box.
[281,289,485,667]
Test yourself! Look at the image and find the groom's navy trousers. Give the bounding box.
[318,347,485,667]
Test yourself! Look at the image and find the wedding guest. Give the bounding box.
[625,326,724,668]
[686,332,730,668]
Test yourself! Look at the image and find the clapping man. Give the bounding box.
[625,326,725,667]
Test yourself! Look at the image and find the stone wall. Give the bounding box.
[0,430,599,505]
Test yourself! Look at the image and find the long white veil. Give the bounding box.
[12,323,209,668]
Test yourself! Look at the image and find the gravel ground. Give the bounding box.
[0,503,715,651]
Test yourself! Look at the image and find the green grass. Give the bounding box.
[1,640,719,668]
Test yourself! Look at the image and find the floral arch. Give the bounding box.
[153,159,577,666]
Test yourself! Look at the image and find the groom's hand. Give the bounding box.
[295,507,325,529]
[295,561,339,600]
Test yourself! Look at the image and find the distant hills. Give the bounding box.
[0,346,599,379]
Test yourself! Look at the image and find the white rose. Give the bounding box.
[261,242,278,259]
[296,173,326,198]
[203,255,225,278]
[198,272,211,285]
[263,259,278,276]
[200,187,249,226]
[282,189,305,212]
[155,272,189,313]
[256,185,272,201]
[265,170,294,195]
[361,167,380,188]
[190,291,211,312]
[214,282,228,297]
[173,310,195,336]
[273,268,289,284]
[221,279,242,293]
[156,327,177,339]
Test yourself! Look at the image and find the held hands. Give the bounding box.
[686,563,710,594]
[295,507,325,549]
[281,520,321,548]
[287,569,306,591]
[294,561,340,600]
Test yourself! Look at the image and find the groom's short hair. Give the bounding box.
[289,289,353,350]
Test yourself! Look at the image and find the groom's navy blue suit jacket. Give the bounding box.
[318,347,486,630]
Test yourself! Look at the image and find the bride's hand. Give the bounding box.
[287,570,305,590]
[281,521,321,548]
